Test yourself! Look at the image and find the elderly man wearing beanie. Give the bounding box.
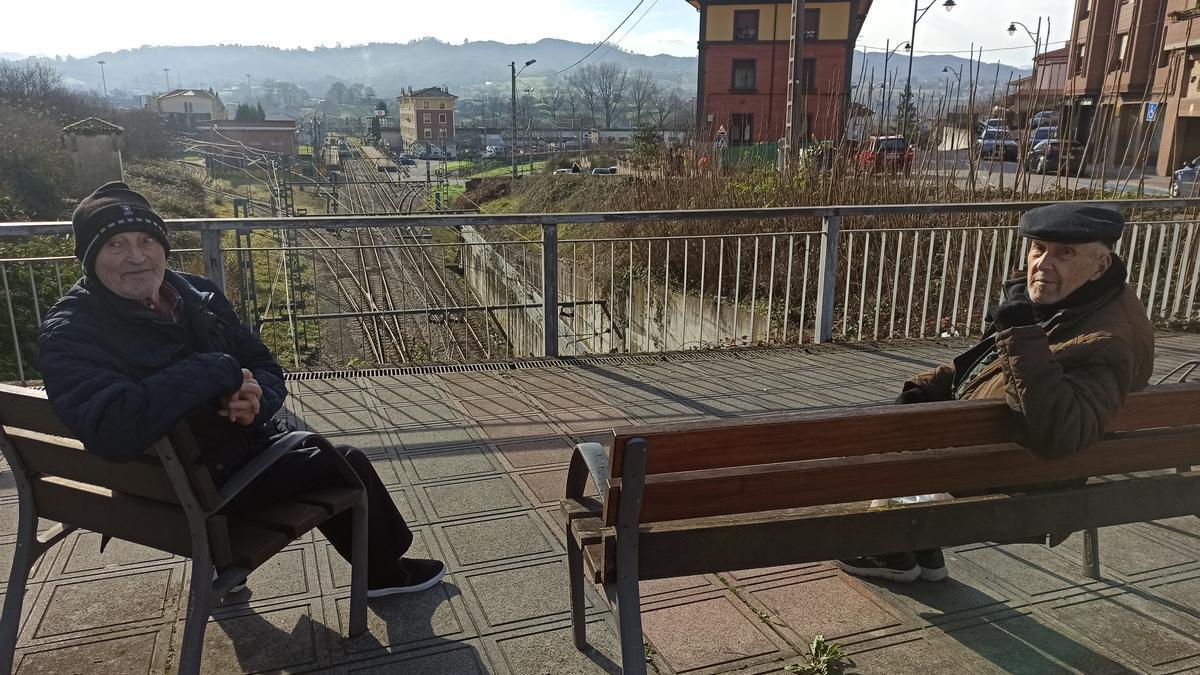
[838,202,1155,584]
[37,181,445,597]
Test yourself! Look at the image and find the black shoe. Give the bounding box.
[367,558,446,598]
[836,552,920,582]
[915,548,948,582]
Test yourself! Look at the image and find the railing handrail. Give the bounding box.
[4,198,1200,237]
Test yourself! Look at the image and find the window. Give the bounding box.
[1113,33,1128,70]
[424,129,432,139]
[1075,43,1086,75]
[734,10,759,40]
[801,58,817,93]
[804,9,820,40]
[424,113,431,123]
[732,60,756,91]
[730,113,753,144]
[423,101,429,109]
[439,129,447,139]
[439,102,445,109]
[439,113,447,123]
[184,102,193,113]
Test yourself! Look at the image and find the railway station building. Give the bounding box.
[396,86,458,157]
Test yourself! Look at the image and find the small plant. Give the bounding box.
[785,635,847,675]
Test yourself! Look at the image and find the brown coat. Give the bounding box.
[907,286,1155,458]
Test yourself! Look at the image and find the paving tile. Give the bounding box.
[842,635,991,675]
[58,532,176,576]
[515,467,595,506]
[336,581,469,655]
[301,407,382,433]
[1148,573,1200,607]
[944,611,1131,675]
[641,592,786,673]
[1050,592,1200,668]
[439,376,518,400]
[956,543,1094,598]
[524,388,609,412]
[1059,526,1197,578]
[440,513,558,567]
[345,643,490,674]
[36,568,176,638]
[475,415,561,441]
[0,501,18,537]
[201,603,323,674]
[421,476,526,521]
[553,408,631,433]
[640,575,716,601]
[496,436,576,469]
[381,401,466,428]
[15,630,161,675]
[405,445,498,482]
[464,560,583,629]
[325,529,438,590]
[363,380,443,406]
[454,396,538,420]
[747,574,905,642]
[509,370,590,392]
[396,425,482,452]
[317,431,398,456]
[874,573,1009,625]
[219,546,314,605]
[296,388,374,412]
[493,619,621,675]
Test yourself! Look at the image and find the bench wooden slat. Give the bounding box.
[4,427,180,503]
[0,384,73,437]
[227,521,293,570]
[605,426,1200,525]
[633,471,1200,580]
[238,500,329,538]
[610,382,1200,476]
[295,485,362,515]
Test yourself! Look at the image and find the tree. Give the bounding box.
[631,123,661,167]
[896,86,918,140]
[325,82,348,105]
[627,70,659,127]
[234,103,265,121]
[569,63,628,129]
[539,86,568,127]
[649,89,685,130]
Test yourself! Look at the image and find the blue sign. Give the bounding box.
[1147,102,1158,122]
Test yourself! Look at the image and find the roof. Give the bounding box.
[399,87,458,100]
[157,89,221,101]
[198,120,297,131]
[61,117,124,135]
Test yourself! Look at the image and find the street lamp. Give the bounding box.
[97,60,109,112]
[1007,19,1044,58]
[162,68,170,92]
[510,58,536,180]
[941,65,961,84]
[903,0,956,138]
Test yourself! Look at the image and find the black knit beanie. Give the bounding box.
[71,181,171,275]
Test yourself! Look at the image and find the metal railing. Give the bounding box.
[2,198,1198,380]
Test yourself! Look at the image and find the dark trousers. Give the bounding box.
[240,444,413,570]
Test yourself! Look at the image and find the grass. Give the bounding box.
[464,161,547,179]
[785,636,848,675]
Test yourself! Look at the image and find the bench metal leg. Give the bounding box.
[178,559,216,675]
[1081,527,1101,580]
[0,492,39,673]
[615,438,649,675]
[566,525,588,650]
[347,498,368,637]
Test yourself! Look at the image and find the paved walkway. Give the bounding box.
[3,332,1199,674]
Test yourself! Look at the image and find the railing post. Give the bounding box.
[814,215,841,343]
[200,229,226,296]
[542,224,560,357]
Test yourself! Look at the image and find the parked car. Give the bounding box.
[855,135,914,173]
[1025,140,1087,176]
[1171,156,1200,197]
[590,166,618,175]
[397,155,417,166]
[1026,126,1057,151]
[1030,110,1057,128]
[553,168,574,175]
[976,118,1010,137]
[976,129,1018,161]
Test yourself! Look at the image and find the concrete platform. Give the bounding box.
[3,332,1199,674]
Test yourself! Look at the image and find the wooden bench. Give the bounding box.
[562,381,1200,675]
[0,384,369,675]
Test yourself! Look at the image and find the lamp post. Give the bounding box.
[511,58,536,180]
[903,0,956,138]
[1007,19,1045,68]
[162,68,170,92]
[97,60,109,112]
[245,74,253,103]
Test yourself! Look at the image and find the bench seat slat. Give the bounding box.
[5,427,179,503]
[606,426,1200,525]
[295,486,362,515]
[236,500,330,538]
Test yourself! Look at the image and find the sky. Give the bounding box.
[8,0,1075,67]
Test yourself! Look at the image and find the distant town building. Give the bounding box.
[684,0,872,145]
[1153,0,1200,175]
[197,119,299,169]
[1007,47,1069,108]
[60,117,124,196]
[145,89,226,131]
[396,87,458,157]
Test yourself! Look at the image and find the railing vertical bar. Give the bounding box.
[888,231,903,338]
[934,232,950,338]
[645,240,652,351]
[682,238,689,349]
[949,230,968,337]
[999,228,1015,304]
[1161,223,1182,318]
[1187,222,1200,320]
[965,230,983,336]
[1148,226,1166,319]
[904,231,920,338]
[53,263,64,296]
[27,264,42,327]
[1172,222,1193,319]
[699,238,707,349]
[733,238,742,345]
[766,236,777,343]
[782,235,795,344]
[800,234,811,343]
[815,216,841,344]
[716,238,725,345]
[872,232,885,340]
[920,231,936,338]
[609,241,616,354]
[542,225,560,357]
[857,231,870,341]
[662,239,670,351]
[1123,224,1139,280]
[571,241,578,354]
[626,240,634,353]
[590,241,597,354]
[2,263,25,384]
[749,237,760,343]
[1137,225,1154,304]
[981,228,1000,333]
[841,230,854,340]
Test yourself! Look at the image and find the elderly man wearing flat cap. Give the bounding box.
[838,202,1155,584]
[37,181,445,597]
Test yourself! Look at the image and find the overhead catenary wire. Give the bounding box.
[545,0,647,77]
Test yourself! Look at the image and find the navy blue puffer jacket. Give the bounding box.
[37,270,288,484]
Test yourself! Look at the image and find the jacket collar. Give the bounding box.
[81,270,213,323]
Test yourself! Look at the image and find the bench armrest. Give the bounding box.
[566,442,609,502]
[213,431,334,511]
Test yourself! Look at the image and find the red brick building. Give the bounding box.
[396,87,458,156]
[1153,0,1200,175]
[685,0,872,144]
[197,120,299,168]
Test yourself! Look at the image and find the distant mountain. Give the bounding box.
[47,39,697,99]
[850,51,1030,104]
[0,52,26,61]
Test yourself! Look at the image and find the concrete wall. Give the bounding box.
[64,133,123,196]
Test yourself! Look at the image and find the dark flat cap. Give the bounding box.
[1018,202,1124,245]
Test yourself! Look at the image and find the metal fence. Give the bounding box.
[2,199,1198,380]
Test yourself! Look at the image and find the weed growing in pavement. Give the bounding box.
[785,635,848,675]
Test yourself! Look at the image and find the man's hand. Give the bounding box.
[896,387,930,404]
[992,300,1037,331]
[218,369,262,426]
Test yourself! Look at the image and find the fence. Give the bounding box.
[2,199,1198,380]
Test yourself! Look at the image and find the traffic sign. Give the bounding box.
[715,124,728,148]
[1147,102,1158,122]
[716,124,727,136]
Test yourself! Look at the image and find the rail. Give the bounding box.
[2,198,1198,381]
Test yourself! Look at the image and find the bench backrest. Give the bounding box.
[602,382,1200,526]
[0,383,226,561]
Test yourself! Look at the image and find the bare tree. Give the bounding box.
[480,90,506,128]
[627,70,659,127]
[539,86,568,127]
[569,63,628,129]
[649,89,685,130]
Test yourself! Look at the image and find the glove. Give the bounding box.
[895,387,930,404]
[991,300,1037,331]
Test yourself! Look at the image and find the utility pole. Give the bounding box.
[245,74,253,103]
[510,59,536,180]
[784,0,808,158]
[97,60,109,113]
[162,68,171,92]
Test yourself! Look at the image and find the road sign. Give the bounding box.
[715,125,728,148]
[1147,102,1158,122]
[716,125,727,136]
